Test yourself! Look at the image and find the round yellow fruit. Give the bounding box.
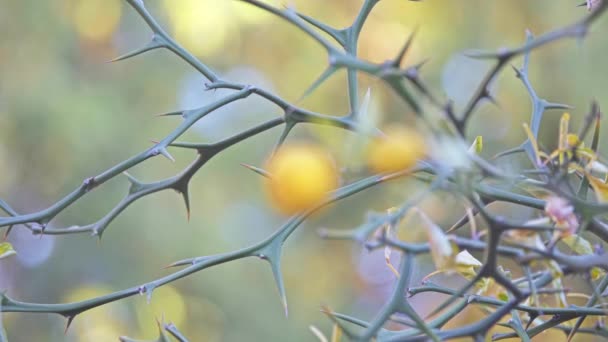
[367,126,426,173]
[265,144,339,215]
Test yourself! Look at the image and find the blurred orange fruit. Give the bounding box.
[265,144,339,215]
[367,126,426,173]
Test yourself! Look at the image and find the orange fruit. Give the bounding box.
[367,126,426,173]
[265,144,338,215]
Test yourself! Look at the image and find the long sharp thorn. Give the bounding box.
[267,256,288,317]
[64,315,75,334]
[393,27,418,67]
[156,110,184,117]
[108,38,164,63]
[179,187,191,221]
[544,102,572,110]
[158,147,175,162]
[298,67,337,102]
[241,163,271,178]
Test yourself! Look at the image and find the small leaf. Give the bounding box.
[591,110,601,151]
[468,136,483,154]
[454,250,482,279]
[566,133,581,148]
[590,267,606,281]
[0,242,16,259]
[523,123,541,166]
[586,174,608,202]
[497,292,509,301]
[475,277,493,295]
[562,235,593,255]
[559,112,570,165]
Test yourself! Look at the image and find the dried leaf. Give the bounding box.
[418,209,455,270]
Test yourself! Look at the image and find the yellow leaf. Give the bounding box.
[591,267,606,281]
[330,324,342,342]
[566,133,580,148]
[562,235,593,255]
[586,174,608,202]
[522,123,541,166]
[468,136,483,154]
[0,242,16,259]
[454,250,482,279]
[559,113,570,165]
[475,277,492,295]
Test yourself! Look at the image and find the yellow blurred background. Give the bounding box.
[1,0,607,341]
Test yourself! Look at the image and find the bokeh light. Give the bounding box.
[135,285,186,334]
[63,285,128,341]
[69,0,122,42]
[163,0,235,57]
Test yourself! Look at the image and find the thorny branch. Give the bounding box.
[1,0,608,341]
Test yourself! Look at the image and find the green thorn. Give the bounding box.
[263,251,288,317]
[158,147,175,162]
[123,172,144,194]
[296,12,345,46]
[108,36,164,63]
[298,66,338,103]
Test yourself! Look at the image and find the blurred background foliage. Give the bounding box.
[0,0,607,341]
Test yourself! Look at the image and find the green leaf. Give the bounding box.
[0,243,16,260]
